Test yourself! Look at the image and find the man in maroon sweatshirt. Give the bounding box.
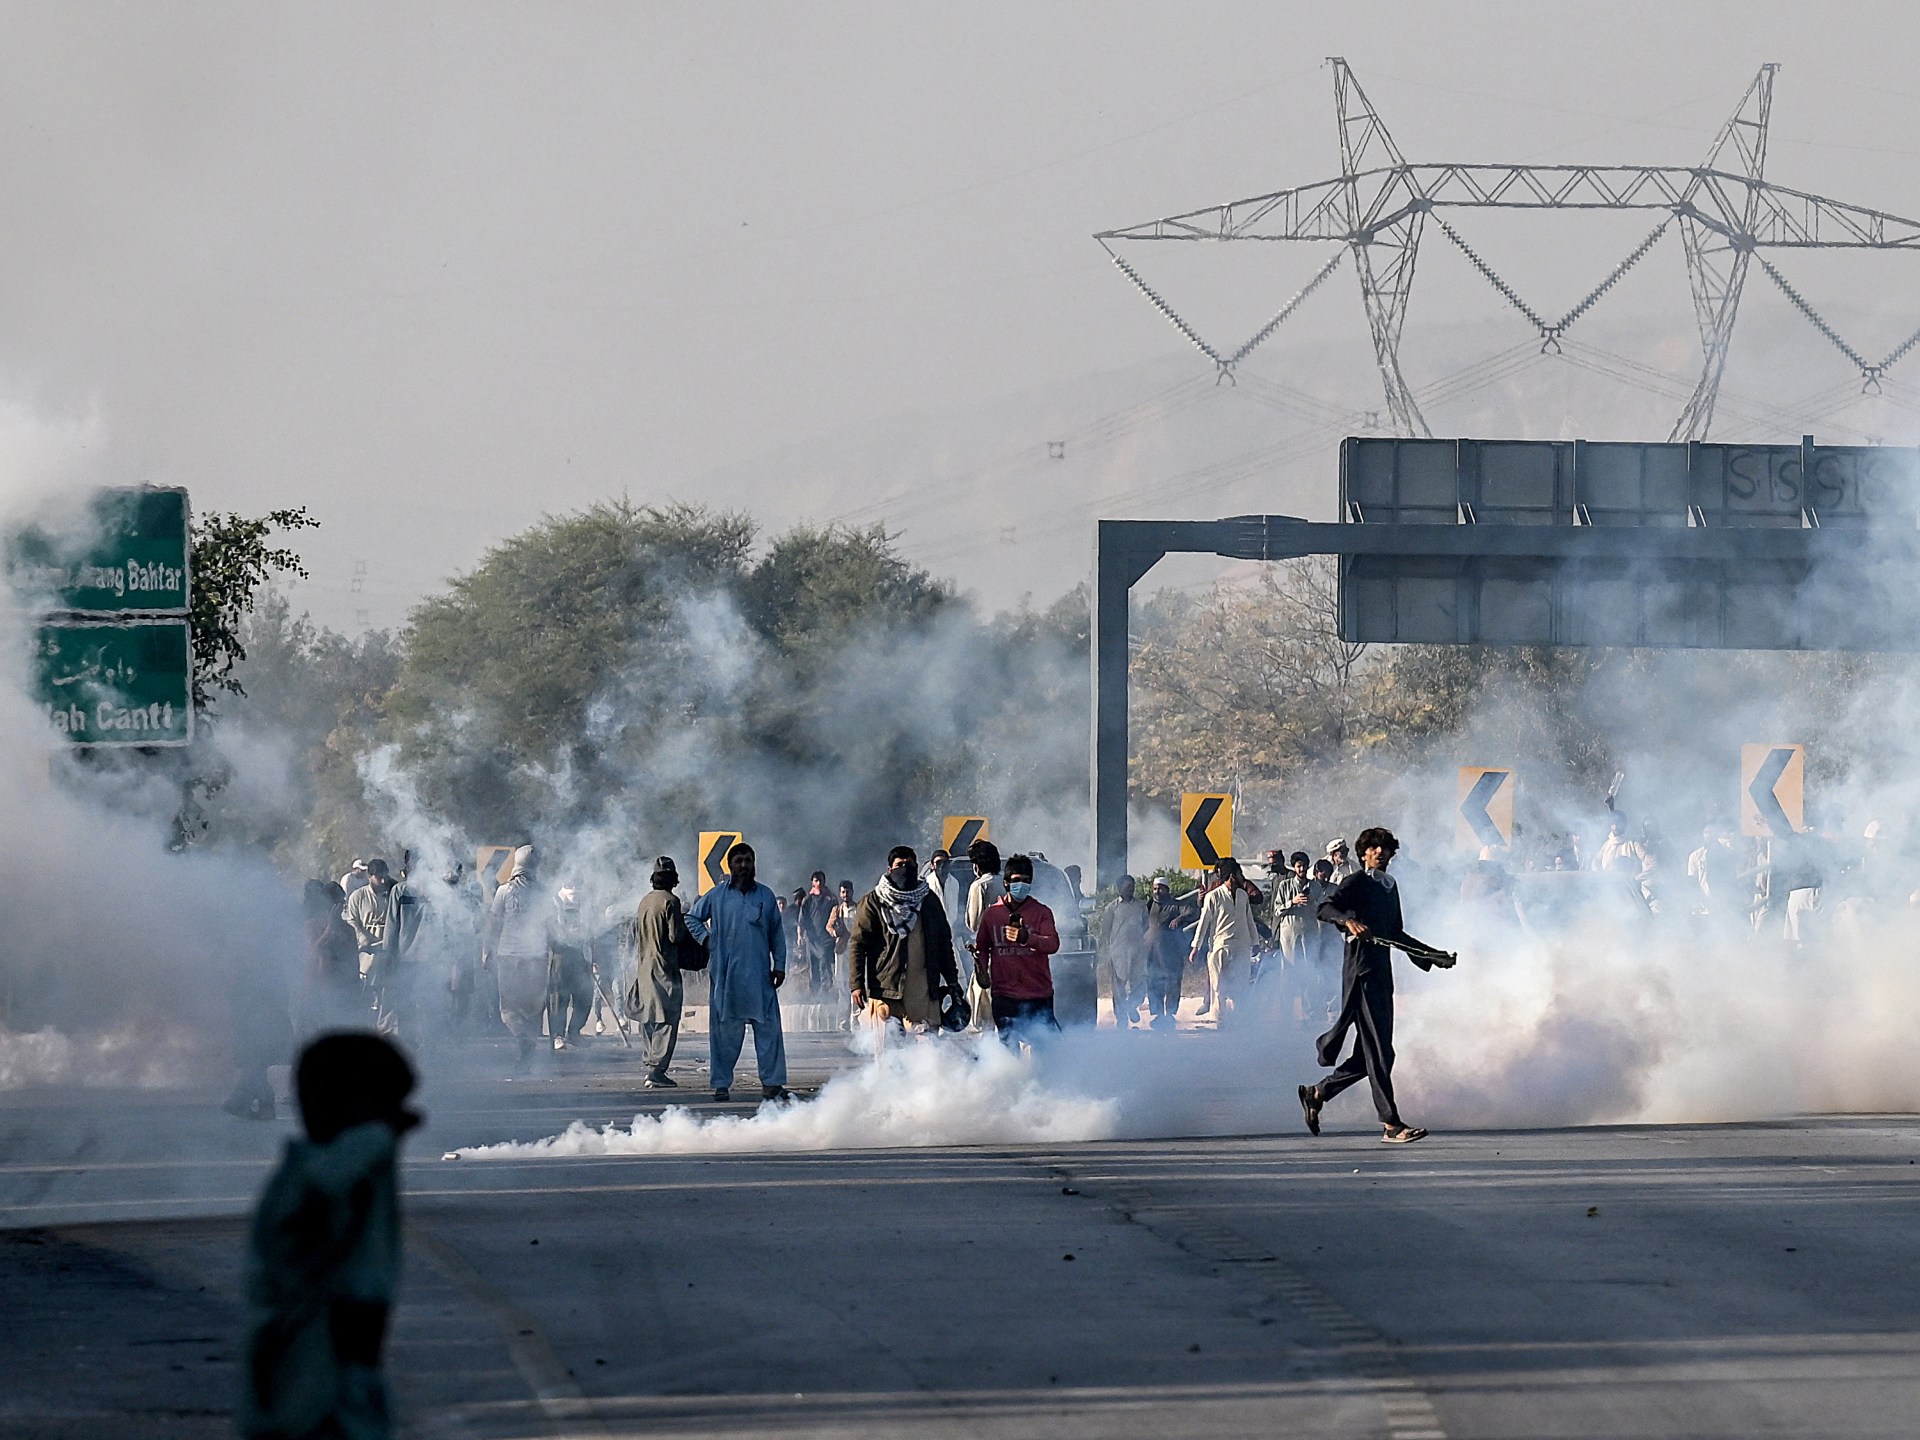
[972,853,1062,1041]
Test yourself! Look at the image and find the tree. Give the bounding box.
[189,506,318,713]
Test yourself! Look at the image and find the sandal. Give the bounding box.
[1381,1124,1428,1144]
[1298,1084,1322,1136]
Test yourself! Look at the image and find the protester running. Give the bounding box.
[1299,826,1457,1145]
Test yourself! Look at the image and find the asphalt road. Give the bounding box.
[4,1029,1919,1439]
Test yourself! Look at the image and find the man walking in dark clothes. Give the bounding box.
[1298,826,1456,1144]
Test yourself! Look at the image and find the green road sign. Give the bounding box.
[9,488,190,615]
[32,620,193,746]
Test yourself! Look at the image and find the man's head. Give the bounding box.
[969,838,1001,876]
[838,879,854,902]
[885,845,919,889]
[1118,874,1137,902]
[726,842,756,890]
[1354,826,1399,871]
[296,1031,420,1144]
[1289,850,1310,874]
[809,870,827,892]
[1213,856,1243,888]
[1151,877,1171,900]
[1313,858,1333,880]
[1326,839,1349,863]
[364,857,393,890]
[1004,853,1034,884]
[927,849,950,880]
[651,856,679,891]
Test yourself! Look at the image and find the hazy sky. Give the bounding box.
[4,2,1920,628]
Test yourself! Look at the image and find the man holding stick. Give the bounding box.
[1298,826,1456,1145]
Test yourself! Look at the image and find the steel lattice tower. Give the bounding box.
[1098,60,1920,441]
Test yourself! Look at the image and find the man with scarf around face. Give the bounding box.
[849,846,962,1032]
[481,845,556,1064]
[1298,826,1456,1145]
[686,841,790,1102]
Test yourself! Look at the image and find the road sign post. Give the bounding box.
[698,831,745,894]
[1456,767,1515,849]
[1741,744,1805,836]
[1179,793,1234,870]
[31,620,193,747]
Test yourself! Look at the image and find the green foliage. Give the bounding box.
[188,507,318,713]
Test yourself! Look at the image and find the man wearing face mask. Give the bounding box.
[973,854,1062,1040]
[686,842,790,1103]
[850,847,963,1032]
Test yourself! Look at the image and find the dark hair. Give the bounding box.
[726,842,754,865]
[811,870,827,884]
[969,839,1001,874]
[296,1031,416,1144]
[364,857,391,880]
[838,878,853,892]
[1214,856,1242,881]
[304,878,344,919]
[651,857,679,890]
[887,845,917,867]
[1354,827,1399,859]
[1289,851,1310,865]
[1004,853,1034,882]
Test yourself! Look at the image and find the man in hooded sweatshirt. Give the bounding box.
[686,841,790,1103]
[1298,826,1456,1145]
[973,853,1062,1041]
[850,845,963,1034]
[238,1031,421,1440]
[481,844,555,1063]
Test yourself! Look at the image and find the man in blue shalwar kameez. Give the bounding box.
[686,841,790,1102]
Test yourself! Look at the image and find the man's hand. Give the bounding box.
[770,969,786,989]
[1344,919,1370,938]
[851,988,866,1008]
[1432,952,1458,969]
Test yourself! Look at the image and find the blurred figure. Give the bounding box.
[547,878,596,1050]
[850,846,963,1035]
[1460,845,1519,925]
[925,848,964,935]
[338,858,369,897]
[1142,877,1194,1029]
[1270,852,1316,962]
[825,878,858,1030]
[239,1032,420,1440]
[298,879,362,1035]
[964,839,1005,1029]
[630,857,694,1087]
[1098,875,1151,1030]
[686,842,789,1103]
[1189,857,1259,1026]
[1325,839,1359,885]
[796,871,836,999]
[345,859,397,985]
[482,845,555,1063]
[973,853,1061,1042]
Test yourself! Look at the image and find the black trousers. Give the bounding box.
[991,994,1060,1042]
[1312,963,1402,1126]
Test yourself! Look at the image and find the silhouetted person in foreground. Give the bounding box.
[1298,827,1456,1145]
[239,1032,421,1439]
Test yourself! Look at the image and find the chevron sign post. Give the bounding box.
[1741,745,1805,838]
[1456,767,1514,850]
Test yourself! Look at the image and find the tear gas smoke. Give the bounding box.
[446,1030,1120,1159]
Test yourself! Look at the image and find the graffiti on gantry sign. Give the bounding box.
[941,816,990,857]
[1179,793,1234,870]
[1456,767,1515,850]
[697,830,745,895]
[1741,744,1805,837]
